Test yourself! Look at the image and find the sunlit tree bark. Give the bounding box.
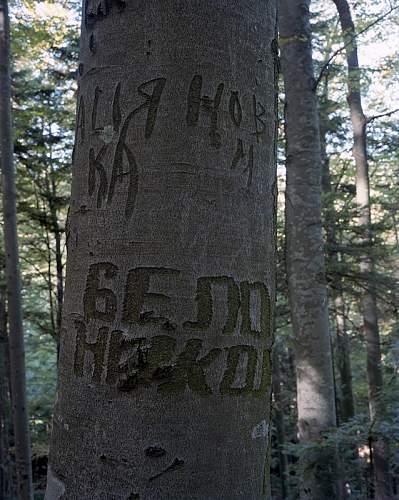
[46,1,278,498]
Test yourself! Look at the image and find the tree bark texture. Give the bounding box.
[332,1,392,497]
[278,1,338,498]
[0,1,33,499]
[46,1,278,499]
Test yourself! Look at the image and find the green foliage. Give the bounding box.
[7,0,79,468]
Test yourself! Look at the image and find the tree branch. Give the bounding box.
[314,4,399,91]
[367,107,399,123]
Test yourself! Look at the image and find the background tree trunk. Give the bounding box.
[334,291,355,422]
[272,345,288,499]
[319,79,355,424]
[278,1,339,497]
[46,1,278,498]
[47,120,65,345]
[0,283,12,500]
[332,1,392,497]
[0,1,33,498]
[50,176,64,341]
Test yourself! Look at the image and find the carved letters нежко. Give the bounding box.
[73,264,272,397]
[73,320,271,397]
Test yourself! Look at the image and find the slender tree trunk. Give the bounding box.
[272,346,288,499]
[0,283,12,499]
[44,223,57,337]
[332,1,392,497]
[0,1,33,499]
[50,185,64,340]
[278,1,339,498]
[321,114,362,491]
[48,125,64,343]
[46,2,278,498]
[319,88,355,424]
[44,161,64,345]
[334,292,355,421]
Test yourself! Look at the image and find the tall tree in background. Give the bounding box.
[272,344,289,498]
[319,72,355,424]
[12,5,77,347]
[0,0,33,498]
[332,1,393,497]
[46,1,278,498]
[0,279,12,500]
[279,0,338,497]
[15,75,74,345]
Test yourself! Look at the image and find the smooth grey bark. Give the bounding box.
[46,1,278,499]
[331,1,392,497]
[278,1,339,498]
[0,1,33,499]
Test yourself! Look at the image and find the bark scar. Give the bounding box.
[148,457,184,482]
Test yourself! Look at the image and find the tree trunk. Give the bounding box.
[319,83,355,424]
[50,179,64,341]
[278,1,339,498]
[46,1,278,498]
[0,283,12,499]
[45,159,65,345]
[0,1,33,499]
[334,292,355,422]
[48,122,64,344]
[331,1,392,497]
[272,346,288,499]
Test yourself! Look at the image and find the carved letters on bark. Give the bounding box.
[72,73,272,397]
[77,75,269,217]
[72,263,272,397]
